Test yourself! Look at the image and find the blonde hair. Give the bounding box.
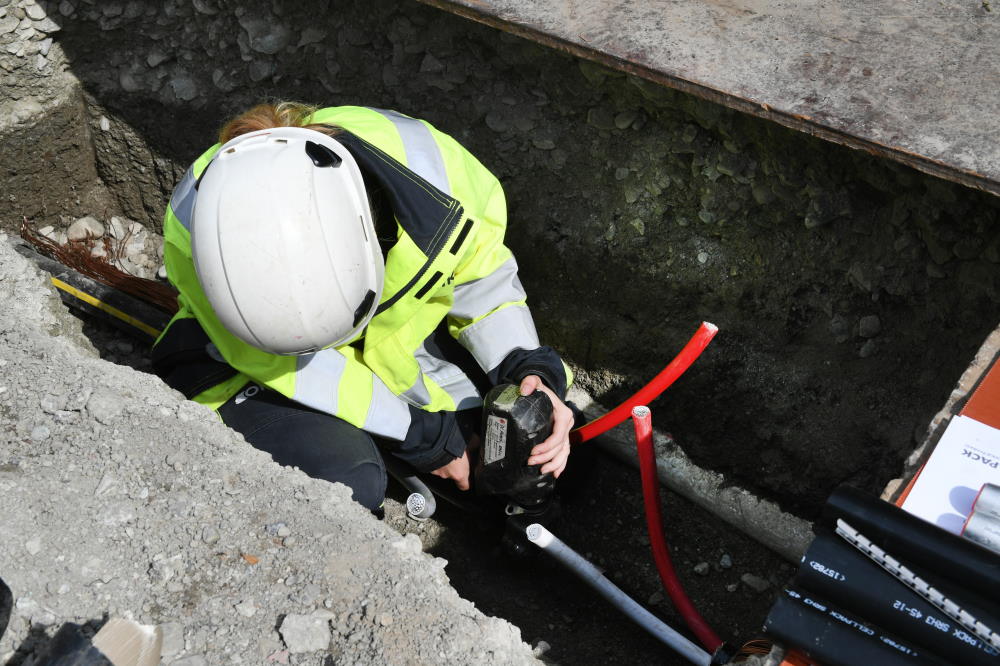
[218,101,341,144]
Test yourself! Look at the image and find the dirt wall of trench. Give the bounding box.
[5,0,1000,517]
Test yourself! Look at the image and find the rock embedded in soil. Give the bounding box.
[66,215,104,240]
[858,315,882,338]
[740,573,771,593]
[279,612,332,653]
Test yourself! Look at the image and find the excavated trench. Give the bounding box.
[4,0,1000,663]
[62,304,790,666]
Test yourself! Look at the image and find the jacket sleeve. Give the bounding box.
[446,178,570,397]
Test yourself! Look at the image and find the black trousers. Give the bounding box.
[218,384,389,510]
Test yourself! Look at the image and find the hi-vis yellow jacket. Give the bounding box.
[154,106,567,449]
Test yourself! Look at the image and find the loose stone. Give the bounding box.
[67,215,105,241]
[159,622,185,657]
[32,16,59,33]
[86,387,124,424]
[858,315,881,338]
[40,393,65,414]
[586,107,615,131]
[279,613,331,654]
[614,111,638,130]
[740,573,771,593]
[146,49,169,67]
[484,111,507,133]
[419,53,443,73]
[858,339,877,358]
[108,217,128,240]
[235,600,257,617]
[25,4,45,21]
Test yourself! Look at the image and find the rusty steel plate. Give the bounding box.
[416,0,1000,196]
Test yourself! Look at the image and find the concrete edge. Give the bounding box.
[414,0,1000,199]
[567,387,813,563]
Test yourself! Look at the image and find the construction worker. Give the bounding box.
[151,103,574,512]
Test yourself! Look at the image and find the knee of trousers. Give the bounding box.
[334,459,388,511]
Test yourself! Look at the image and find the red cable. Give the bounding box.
[632,406,724,653]
[570,322,718,444]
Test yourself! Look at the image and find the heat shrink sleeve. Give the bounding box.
[823,486,1000,601]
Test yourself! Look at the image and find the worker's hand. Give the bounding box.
[431,450,471,491]
[521,374,573,477]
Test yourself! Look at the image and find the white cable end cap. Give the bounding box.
[526,523,554,548]
[406,493,430,521]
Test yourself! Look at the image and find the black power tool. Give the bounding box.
[475,383,557,512]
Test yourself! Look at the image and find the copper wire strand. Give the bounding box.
[21,218,179,315]
[733,638,773,661]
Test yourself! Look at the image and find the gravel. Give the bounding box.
[0,233,537,665]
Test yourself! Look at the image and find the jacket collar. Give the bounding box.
[335,130,463,257]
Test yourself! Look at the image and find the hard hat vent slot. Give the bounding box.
[353,289,376,327]
[305,140,342,168]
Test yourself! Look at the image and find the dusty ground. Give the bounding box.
[74,306,788,665]
[385,457,790,664]
[0,235,538,665]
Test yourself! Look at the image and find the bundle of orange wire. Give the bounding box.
[733,638,774,661]
[20,218,179,315]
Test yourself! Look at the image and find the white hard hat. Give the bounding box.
[191,127,384,355]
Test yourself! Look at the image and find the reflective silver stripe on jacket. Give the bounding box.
[370,108,450,195]
[294,349,347,415]
[451,258,527,321]
[294,349,411,440]
[399,373,432,408]
[363,378,412,440]
[415,343,482,410]
[459,305,540,372]
[169,166,197,232]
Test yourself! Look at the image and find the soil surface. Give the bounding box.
[0,236,537,665]
[385,455,789,664]
[74,309,788,665]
